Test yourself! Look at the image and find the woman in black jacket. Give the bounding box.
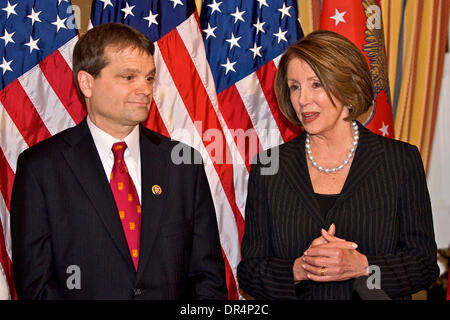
[237,30,439,300]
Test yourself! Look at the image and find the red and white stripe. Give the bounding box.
[147,12,301,299]
[0,10,300,300]
[150,13,246,299]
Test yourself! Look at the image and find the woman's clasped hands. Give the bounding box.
[293,224,369,283]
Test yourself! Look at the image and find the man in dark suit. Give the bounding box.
[10,23,227,300]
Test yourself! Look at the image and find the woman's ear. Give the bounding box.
[77,70,94,98]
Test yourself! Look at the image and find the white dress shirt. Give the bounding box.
[87,116,142,203]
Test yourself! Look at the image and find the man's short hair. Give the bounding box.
[73,23,155,99]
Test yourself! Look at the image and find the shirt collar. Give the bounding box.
[86,115,140,163]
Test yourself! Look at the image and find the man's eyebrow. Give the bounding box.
[120,67,139,73]
[118,67,156,75]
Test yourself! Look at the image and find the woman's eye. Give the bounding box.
[289,84,299,91]
[312,81,322,88]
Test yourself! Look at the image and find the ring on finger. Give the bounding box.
[320,266,325,277]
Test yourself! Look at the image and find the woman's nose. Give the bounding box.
[298,87,311,106]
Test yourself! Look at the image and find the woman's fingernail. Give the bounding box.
[352,243,358,248]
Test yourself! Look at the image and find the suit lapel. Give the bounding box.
[278,133,326,228]
[136,127,169,277]
[62,119,135,270]
[277,123,385,228]
[335,123,385,207]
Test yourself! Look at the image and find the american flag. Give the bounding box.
[0,0,85,299]
[198,0,302,298]
[0,0,304,299]
[91,0,303,299]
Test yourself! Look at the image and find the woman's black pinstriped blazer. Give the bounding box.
[237,122,439,300]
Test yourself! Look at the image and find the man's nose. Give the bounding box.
[135,78,153,96]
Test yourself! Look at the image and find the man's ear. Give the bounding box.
[77,71,94,98]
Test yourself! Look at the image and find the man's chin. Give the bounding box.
[131,110,150,123]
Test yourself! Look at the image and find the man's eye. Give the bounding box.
[124,75,133,80]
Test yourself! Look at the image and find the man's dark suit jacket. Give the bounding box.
[237,122,439,300]
[10,118,228,300]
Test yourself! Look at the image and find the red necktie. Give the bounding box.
[110,142,141,270]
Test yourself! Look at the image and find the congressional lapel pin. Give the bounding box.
[152,184,162,196]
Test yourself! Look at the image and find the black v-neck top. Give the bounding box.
[314,193,340,219]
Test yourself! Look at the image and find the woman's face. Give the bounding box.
[286,57,349,137]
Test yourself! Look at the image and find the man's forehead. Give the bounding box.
[104,43,153,59]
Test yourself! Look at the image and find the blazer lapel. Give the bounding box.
[62,119,135,270]
[136,127,169,277]
[335,122,385,206]
[278,133,326,228]
[277,123,385,228]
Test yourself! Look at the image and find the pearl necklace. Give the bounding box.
[305,121,359,173]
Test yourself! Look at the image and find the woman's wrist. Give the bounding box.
[356,253,370,277]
